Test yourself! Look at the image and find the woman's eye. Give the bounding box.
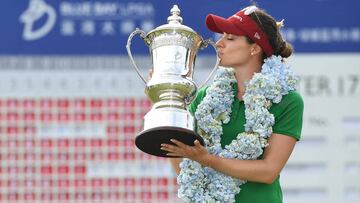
[227,38,234,41]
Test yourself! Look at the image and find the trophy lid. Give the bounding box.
[146,5,198,37]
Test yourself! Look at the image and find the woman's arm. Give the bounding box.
[168,158,182,175]
[161,133,296,184]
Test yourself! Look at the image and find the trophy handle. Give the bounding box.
[199,39,220,89]
[126,28,148,84]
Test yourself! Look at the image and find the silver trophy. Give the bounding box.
[126,5,219,157]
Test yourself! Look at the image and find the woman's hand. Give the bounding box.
[161,139,212,167]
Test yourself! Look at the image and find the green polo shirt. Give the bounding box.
[189,83,304,203]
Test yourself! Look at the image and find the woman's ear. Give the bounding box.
[250,43,262,56]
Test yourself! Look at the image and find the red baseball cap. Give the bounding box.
[206,6,274,57]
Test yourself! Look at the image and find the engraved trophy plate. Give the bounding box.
[126,5,219,157]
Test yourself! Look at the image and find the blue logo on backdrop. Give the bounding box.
[0,0,359,54]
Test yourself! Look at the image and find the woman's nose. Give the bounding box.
[216,39,224,49]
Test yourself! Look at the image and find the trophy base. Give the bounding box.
[135,126,205,157]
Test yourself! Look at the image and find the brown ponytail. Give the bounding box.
[278,40,293,58]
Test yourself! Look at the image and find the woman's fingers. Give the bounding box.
[170,139,187,148]
[161,139,206,159]
[148,68,153,80]
[160,143,177,152]
[194,140,202,148]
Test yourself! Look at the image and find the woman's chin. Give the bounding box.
[219,62,230,67]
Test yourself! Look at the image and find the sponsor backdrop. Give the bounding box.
[0,0,359,54]
[0,0,359,203]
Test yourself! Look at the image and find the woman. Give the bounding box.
[160,5,304,203]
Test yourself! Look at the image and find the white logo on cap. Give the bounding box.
[254,32,261,40]
[232,15,243,22]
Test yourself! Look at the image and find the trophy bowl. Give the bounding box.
[126,5,219,157]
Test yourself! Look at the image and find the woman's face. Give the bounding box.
[216,33,253,67]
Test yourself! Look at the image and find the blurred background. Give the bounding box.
[0,0,359,202]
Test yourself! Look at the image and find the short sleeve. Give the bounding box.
[271,91,304,141]
[188,86,208,115]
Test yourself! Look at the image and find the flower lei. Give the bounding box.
[177,55,298,203]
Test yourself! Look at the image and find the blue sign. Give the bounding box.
[0,0,359,54]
